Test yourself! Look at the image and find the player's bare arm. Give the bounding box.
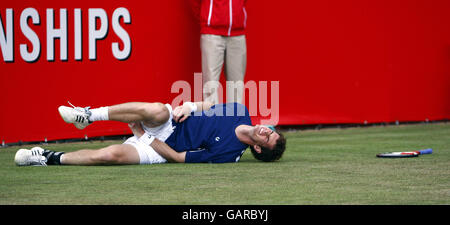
[151,139,186,163]
[129,122,186,163]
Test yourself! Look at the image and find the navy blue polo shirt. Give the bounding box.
[165,103,252,163]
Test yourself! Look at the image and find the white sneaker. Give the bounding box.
[58,102,92,129]
[15,147,47,166]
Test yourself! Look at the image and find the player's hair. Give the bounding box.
[250,131,286,162]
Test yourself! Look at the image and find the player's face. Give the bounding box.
[251,125,279,149]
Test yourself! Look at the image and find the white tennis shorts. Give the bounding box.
[123,104,175,164]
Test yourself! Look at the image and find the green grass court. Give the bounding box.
[1,123,449,205]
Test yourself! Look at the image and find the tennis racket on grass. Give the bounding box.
[376,148,433,158]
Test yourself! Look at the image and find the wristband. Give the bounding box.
[139,134,155,146]
[183,101,198,113]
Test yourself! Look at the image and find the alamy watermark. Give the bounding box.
[170,73,279,125]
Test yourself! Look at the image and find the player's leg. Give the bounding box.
[15,144,141,166]
[59,102,170,129]
[107,102,170,127]
[201,34,226,104]
[59,144,140,165]
[224,35,247,103]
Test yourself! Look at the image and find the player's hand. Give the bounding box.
[128,122,145,138]
[172,105,192,123]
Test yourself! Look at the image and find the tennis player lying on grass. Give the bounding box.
[15,101,286,166]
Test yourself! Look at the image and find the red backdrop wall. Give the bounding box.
[1,0,449,144]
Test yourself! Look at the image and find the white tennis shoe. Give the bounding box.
[58,101,92,129]
[14,147,47,166]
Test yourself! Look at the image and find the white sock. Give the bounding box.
[89,107,109,122]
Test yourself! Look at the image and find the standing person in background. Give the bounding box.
[190,0,248,104]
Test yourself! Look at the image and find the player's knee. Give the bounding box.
[153,103,170,124]
[142,103,169,125]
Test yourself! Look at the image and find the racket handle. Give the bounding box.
[417,148,433,155]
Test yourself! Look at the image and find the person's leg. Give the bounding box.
[201,34,226,104]
[60,144,140,165]
[14,144,141,166]
[224,35,247,103]
[59,102,170,129]
[106,102,170,128]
